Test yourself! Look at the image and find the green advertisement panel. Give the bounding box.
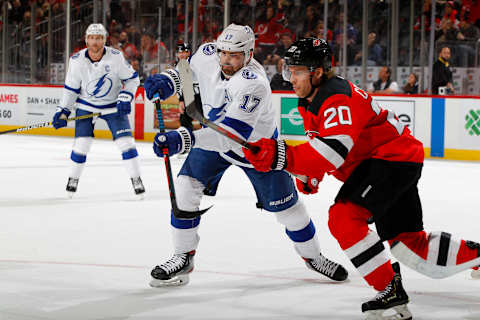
[280,97,304,135]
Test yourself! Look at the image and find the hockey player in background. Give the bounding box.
[175,42,194,132]
[52,23,145,198]
[243,38,480,320]
[143,24,348,287]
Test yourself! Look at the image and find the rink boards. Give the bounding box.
[0,84,479,161]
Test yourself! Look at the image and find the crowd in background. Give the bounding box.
[1,0,480,95]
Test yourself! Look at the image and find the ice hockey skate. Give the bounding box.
[303,253,348,281]
[131,177,145,199]
[66,177,79,198]
[149,250,195,287]
[466,241,480,279]
[362,262,412,320]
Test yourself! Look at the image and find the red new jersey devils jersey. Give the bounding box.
[285,76,424,182]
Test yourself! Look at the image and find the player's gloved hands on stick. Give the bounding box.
[116,92,133,115]
[243,138,287,172]
[296,174,323,195]
[144,74,175,101]
[153,127,195,157]
[52,107,71,129]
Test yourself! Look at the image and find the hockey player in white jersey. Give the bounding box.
[52,23,145,198]
[143,23,348,287]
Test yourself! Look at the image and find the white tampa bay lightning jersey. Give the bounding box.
[60,46,140,113]
[188,42,278,167]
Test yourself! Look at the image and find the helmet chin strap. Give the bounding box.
[304,73,318,100]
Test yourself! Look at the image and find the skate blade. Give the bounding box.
[67,191,75,199]
[471,269,480,279]
[149,274,189,287]
[364,304,412,320]
[135,192,145,200]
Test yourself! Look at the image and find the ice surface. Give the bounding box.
[0,135,478,320]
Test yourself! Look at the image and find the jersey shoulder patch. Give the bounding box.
[111,49,121,55]
[71,53,80,59]
[202,43,216,55]
[241,69,257,80]
[308,77,352,116]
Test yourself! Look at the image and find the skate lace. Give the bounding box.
[68,178,79,187]
[159,254,187,274]
[132,177,143,188]
[311,255,339,277]
[375,282,394,300]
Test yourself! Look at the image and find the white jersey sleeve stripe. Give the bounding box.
[309,137,347,169]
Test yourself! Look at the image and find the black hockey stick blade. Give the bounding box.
[153,93,211,219]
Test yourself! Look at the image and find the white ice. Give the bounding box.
[0,135,478,320]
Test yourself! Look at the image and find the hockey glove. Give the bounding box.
[153,126,195,157]
[296,175,323,195]
[116,92,133,115]
[52,107,71,129]
[144,69,181,101]
[243,138,287,172]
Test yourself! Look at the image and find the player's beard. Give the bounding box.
[221,64,236,76]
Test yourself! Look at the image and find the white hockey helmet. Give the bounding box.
[85,23,107,43]
[216,23,255,66]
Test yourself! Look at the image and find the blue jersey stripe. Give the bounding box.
[76,98,117,109]
[121,72,138,81]
[65,85,81,94]
[221,116,253,140]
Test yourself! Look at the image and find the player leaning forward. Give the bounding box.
[52,23,145,198]
[244,37,480,320]
[143,24,348,286]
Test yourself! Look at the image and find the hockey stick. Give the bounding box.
[153,93,211,219]
[176,60,308,183]
[0,112,101,135]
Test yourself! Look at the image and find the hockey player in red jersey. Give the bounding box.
[243,37,480,320]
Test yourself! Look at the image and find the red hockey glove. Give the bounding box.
[243,138,287,172]
[295,175,323,195]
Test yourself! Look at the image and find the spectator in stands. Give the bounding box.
[456,16,480,66]
[432,46,456,95]
[368,66,400,94]
[119,31,138,60]
[8,0,25,24]
[263,31,293,65]
[333,11,358,46]
[353,32,383,66]
[254,6,283,62]
[436,18,462,42]
[301,5,319,37]
[175,42,194,131]
[140,33,158,64]
[130,58,144,85]
[402,73,419,95]
[108,32,122,50]
[270,58,293,91]
[309,20,332,42]
[441,1,460,30]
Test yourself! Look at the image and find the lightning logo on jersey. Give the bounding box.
[87,74,113,98]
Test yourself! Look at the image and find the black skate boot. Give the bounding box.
[66,177,79,198]
[149,250,195,287]
[303,253,348,281]
[131,177,145,199]
[466,241,480,279]
[362,262,412,320]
